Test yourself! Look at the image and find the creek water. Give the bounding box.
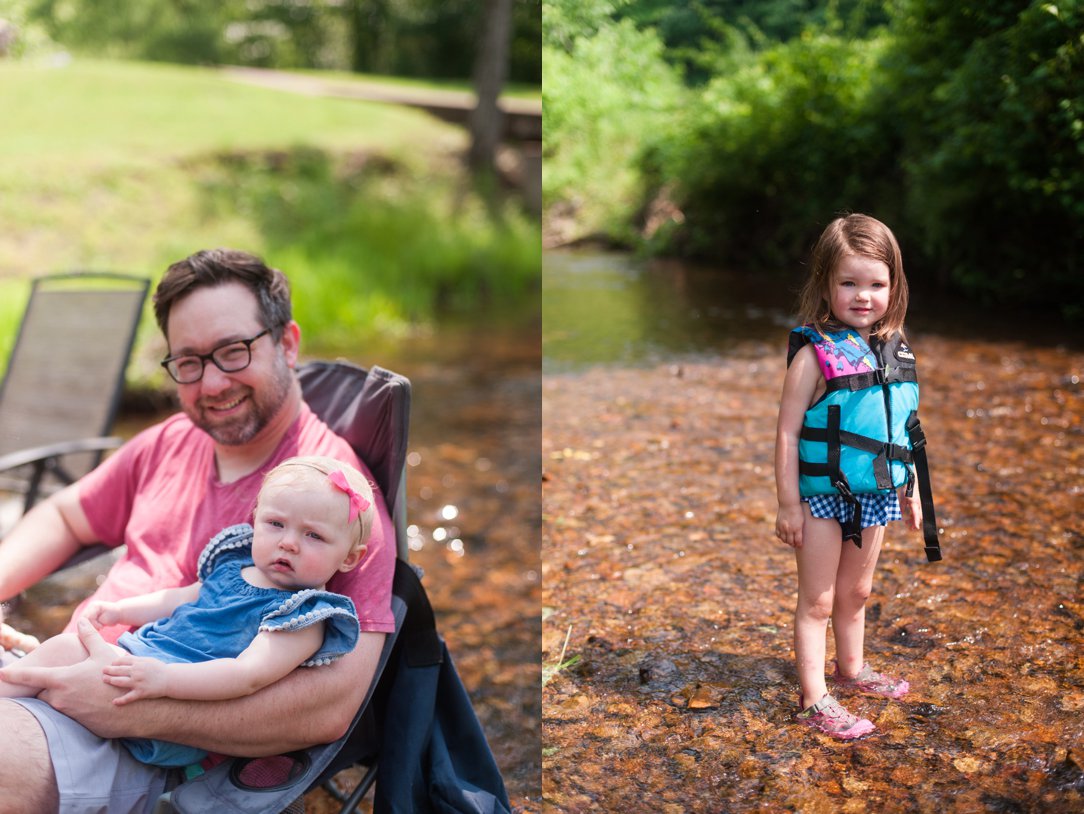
[543,250,1084,812]
[6,301,542,811]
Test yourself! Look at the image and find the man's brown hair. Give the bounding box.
[153,249,292,340]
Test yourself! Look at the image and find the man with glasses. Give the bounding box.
[0,249,395,813]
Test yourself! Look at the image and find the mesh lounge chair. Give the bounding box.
[164,361,509,814]
[0,272,149,521]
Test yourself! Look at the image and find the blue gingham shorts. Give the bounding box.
[804,491,902,528]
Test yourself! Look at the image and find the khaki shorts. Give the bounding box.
[13,698,179,814]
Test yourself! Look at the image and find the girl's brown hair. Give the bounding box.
[797,213,909,339]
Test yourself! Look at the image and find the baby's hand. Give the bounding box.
[84,601,122,628]
[102,653,169,705]
[0,602,41,652]
[0,622,40,653]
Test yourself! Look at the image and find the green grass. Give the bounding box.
[0,58,540,380]
[282,65,543,101]
[1,59,459,170]
[542,610,581,687]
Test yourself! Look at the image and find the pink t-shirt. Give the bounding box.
[70,402,395,642]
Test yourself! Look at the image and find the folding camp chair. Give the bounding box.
[0,272,149,523]
[160,361,410,814]
[165,360,510,814]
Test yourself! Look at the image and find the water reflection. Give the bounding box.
[544,250,1084,371]
[543,250,793,372]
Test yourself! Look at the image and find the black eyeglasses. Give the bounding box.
[161,329,270,384]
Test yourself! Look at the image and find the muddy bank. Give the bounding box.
[542,334,1083,812]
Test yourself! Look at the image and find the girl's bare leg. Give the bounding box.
[793,509,845,706]
[831,524,885,678]
[0,633,88,698]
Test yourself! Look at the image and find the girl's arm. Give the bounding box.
[898,480,923,532]
[774,344,822,548]
[102,622,325,705]
[85,583,202,630]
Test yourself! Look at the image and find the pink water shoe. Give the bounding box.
[832,662,910,700]
[795,693,875,740]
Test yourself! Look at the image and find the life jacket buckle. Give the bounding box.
[909,424,927,451]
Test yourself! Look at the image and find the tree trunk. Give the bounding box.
[468,0,513,172]
[351,0,387,74]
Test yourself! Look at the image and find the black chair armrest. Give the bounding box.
[0,437,124,474]
[0,436,123,514]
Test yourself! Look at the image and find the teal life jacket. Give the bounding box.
[787,325,942,562]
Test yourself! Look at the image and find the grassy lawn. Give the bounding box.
[275,64,543,100]
[2,59,458,169]
[0,58,540,381]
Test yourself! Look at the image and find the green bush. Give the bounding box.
[657,29,900,268]
[887,0,1084,310]
[616,0,1084,314]
[182,147,541,350]
[543,15,685,240]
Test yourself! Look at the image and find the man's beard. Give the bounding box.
[187,355,294,446]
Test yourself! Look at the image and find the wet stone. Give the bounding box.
[908,703,948,718]
[888,624,937,650]
[638,654,679,687]
[979,794,1029,814]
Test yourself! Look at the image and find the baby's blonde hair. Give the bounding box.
[259,455,376,557]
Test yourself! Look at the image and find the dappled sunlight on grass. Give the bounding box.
[1,58,462,170]
[0,57,540,386]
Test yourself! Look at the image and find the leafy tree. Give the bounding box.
[22,0,541,83]
[617,0,890,83]
[545,0,1082,313]
[0,0,56,56]
[28,0,231,63]
[543,2,685,237]
[885,0,1083,308]
[543,0,629,51]
[347,0,539,82]
[657,29,899,265]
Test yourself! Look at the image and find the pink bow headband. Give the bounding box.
[328,470,371,524]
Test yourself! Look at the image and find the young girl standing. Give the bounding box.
[775,213,936,739]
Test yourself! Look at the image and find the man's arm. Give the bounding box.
[5,621,385,755]
[0,483,98,602]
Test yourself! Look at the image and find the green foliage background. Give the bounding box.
[0,59,540,384]
[543,0,1084,316]
[3,0,541,83]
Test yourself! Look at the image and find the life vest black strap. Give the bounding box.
[799,426,914,465]
[826,405,863,548]
[833,479,864,548]
[906,412,942,562]
[800,424,910,490]
[799,457,894,491]
[801,412,942,561]
[824,367,918,393]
